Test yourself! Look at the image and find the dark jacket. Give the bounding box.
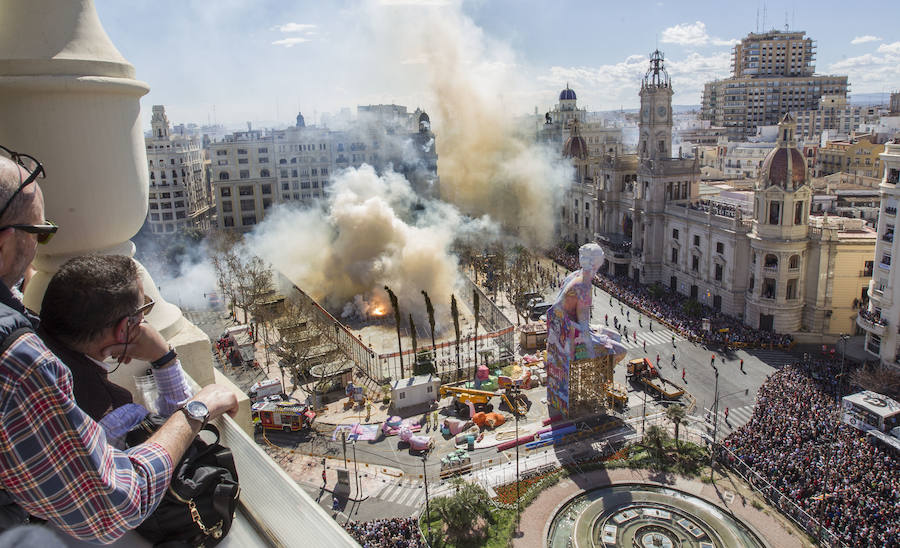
[36,328,133,422]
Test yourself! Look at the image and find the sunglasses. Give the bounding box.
[129,294,156,323]
[0,221,58,244]
[0,145,45,222]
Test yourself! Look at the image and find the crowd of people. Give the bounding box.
[548,247,793,349]
[722,363,899,547]
[344,517,424,548]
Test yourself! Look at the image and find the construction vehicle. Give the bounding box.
[626,357,685,400]
[438,385,528,418]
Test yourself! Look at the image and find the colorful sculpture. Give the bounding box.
[399,425,433,452]
[546,243,627,415]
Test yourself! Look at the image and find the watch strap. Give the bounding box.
[150,346,177,369]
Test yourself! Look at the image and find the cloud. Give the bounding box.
[272,37,310,47]
[274,22,317,33]
[850,35,881,45]
[378,0,454,5]
[828,42,900,93]
[661,21,736,47]
[540,50,731,109]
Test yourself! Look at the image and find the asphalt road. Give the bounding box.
[182,275,802,523]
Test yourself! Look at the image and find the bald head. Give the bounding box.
[0,154,45,288]
[0,155,34,226]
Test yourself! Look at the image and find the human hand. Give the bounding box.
[101,322,170,364]
[191,384,239,420]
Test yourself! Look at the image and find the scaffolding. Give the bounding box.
[568,354,618,415]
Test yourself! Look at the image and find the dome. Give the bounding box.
[760,147,806,187]
[563,134,588,160]
[559,85,576,101]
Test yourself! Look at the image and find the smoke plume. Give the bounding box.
[246,165,497,324]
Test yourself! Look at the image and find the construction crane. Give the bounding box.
[438,385,528,417]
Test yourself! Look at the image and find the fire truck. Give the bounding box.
[252,401,316,432]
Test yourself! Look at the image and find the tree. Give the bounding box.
[408,313,418,358]
[208,231,241,319]
[384,286,403,378]
[450,294,461,382]
[850,363,900,400]
[232,255,273,325]
[421,290,437,365]
[644,425,669,464]
[472,288,480,383]
[665,404,686,448]
[431,479,492,539]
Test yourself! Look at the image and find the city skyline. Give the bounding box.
[95,0,900,130]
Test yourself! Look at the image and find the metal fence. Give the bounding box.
[715,444,847,548]
[459,275,515,358]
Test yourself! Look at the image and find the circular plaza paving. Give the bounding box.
[547,484,766,548]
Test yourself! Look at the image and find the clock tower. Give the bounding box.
[638,50,673,161]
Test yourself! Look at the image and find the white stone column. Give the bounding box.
[0,0,250,430]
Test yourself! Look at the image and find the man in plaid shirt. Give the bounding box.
[0,150,239,543]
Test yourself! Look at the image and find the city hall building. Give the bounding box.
[559,51,875,338]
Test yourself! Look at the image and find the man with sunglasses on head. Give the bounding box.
[0,150,238,543]
[39,255,194,448]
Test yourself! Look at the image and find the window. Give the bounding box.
[789,255,800,269]
[221,201,233,212]
[259,157,268,163]
[215,150,227,156]
[162,212,173,220]
[176,211,186,219]
[292,169,298,178]
[242,215,257,226]
[672,228,679,239]
[239,170,249,179]
[219,172,229,181]
[239,186,253,196]
[280,169,288,178]
[881,253,892,267]
[764,254,778,269]
[715,263,723,281]
[174,201,184,208]
[149,203,158,210]
[261,184,271,194]
[716,242,724,254]
[237,148,247,155]
[240,199,255,211]
[693,235,700,246]
[260,169,270,178]
[223,216,234,227]
[220,187,231,197]
[769,200,781,224]
[762,278,776,299]
[150,213,159,221]
[786,278,798,300]
[263,198,272,210]
[238,158,248,164]
[258,147,268,153]
[749,275,755,291]
[794,201,803,224]
[671,248,678,263]
[691,255,699,272]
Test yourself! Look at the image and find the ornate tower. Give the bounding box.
[150,105,170,140]
[638,50,673,161]
[745,113,812,332]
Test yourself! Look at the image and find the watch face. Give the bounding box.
[186,400,209,420]
[657,106,667,117]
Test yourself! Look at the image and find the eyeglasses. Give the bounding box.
[129,294,155,323]
[0,145,45,222]
[0,220,58,244]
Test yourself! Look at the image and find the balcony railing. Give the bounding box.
[885,207,897,216]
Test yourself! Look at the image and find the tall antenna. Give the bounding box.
[756,8,759,33]
[784,11,789,31]
[763,3,767,31]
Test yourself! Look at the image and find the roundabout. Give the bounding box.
[547,484,766,548]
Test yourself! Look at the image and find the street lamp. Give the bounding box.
[422,455,431,543]
[837,334,850,404]
[709,365,719,481]
[510,385,521,529]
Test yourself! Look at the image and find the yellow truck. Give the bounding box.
[627,358,685,400]
[438,385,528,418]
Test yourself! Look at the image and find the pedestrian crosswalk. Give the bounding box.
[746,349,797,368]
[369,479,428,508]
[700,404,756,438]
[614,329,685,350]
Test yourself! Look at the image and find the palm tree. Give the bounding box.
[421,290,437,366]
[472,289,480,384]
[384,286,403,378]
[644,425,669,465]
[450,294,461,382]
[408,313,418,362]
[665,404,686,449]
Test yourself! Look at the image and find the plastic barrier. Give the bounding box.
[537,425,576,440]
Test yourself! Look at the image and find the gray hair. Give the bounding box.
[0,155,33,225]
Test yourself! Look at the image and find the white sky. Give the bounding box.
[94,0,900,130]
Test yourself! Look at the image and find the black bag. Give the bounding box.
[134,425,240,547]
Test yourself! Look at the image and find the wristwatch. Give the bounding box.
[179,400,210,430]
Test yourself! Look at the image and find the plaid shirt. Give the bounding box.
[0,331,174,543]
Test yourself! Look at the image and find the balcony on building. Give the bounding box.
[857,308,887,336]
